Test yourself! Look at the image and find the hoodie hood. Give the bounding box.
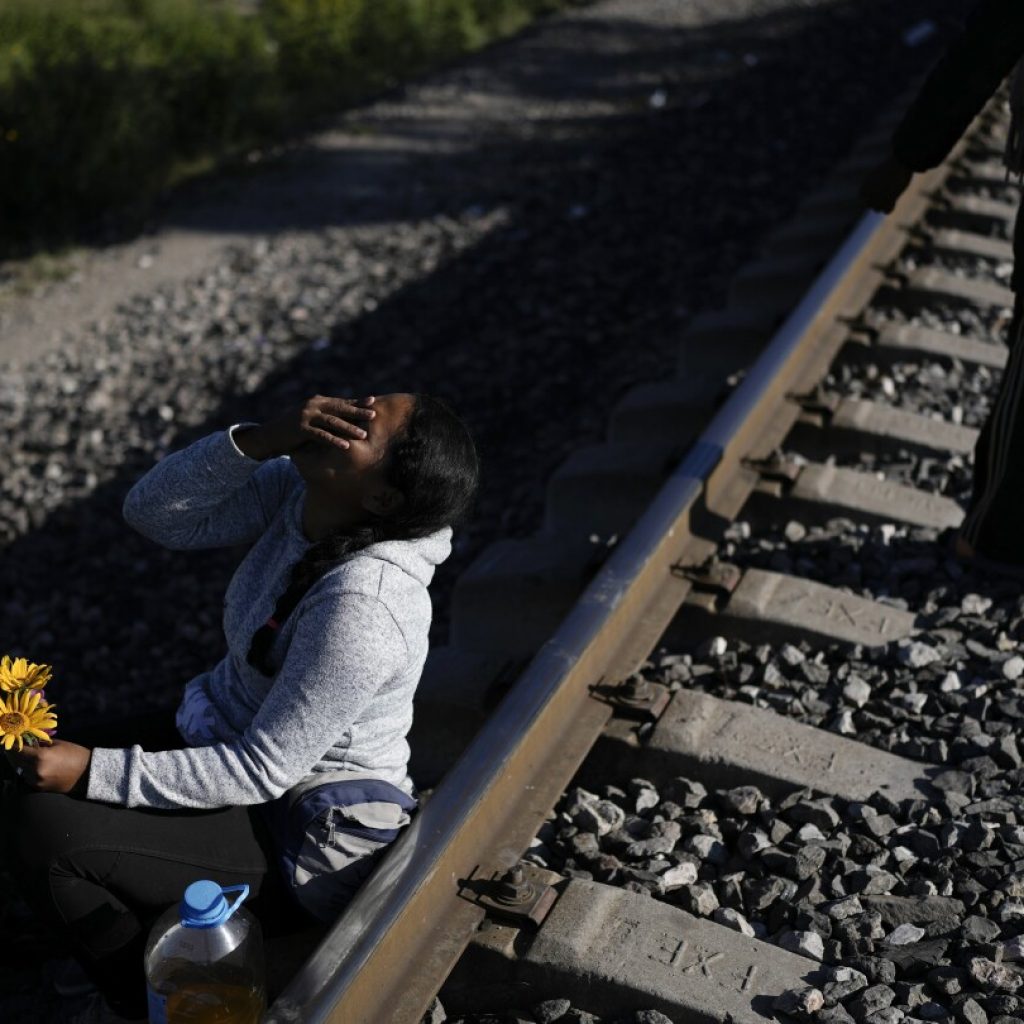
[357,526,453,586]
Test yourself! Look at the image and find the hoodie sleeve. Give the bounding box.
[892,0,1024,172]
[122,425,299,551]
[86,592,410,809]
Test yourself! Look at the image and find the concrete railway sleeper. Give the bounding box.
[236,76,1024,1024]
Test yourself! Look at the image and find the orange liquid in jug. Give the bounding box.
[164,982,265,1024]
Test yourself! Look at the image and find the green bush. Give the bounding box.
[0,0,577,255]
[1,0,278,247]
[262,0,368,101]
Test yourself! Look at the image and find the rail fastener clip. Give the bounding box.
[671,558,742,600]
[462,865,560,928]
[790,385,841,422]
[743,452,803,487]
[592,676,672,721]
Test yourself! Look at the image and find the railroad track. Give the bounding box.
[262,85,1020,1024]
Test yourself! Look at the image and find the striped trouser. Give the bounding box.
[961,292,1024,560]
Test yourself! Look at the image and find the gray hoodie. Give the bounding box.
[86,425,451,809]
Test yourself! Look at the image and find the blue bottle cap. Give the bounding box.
[180,880,249,929]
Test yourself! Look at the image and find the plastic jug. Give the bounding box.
[144,879,266,1024]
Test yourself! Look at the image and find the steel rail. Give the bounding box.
[265,144,960,1024]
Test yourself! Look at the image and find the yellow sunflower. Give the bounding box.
[0,655,52,693]
[0,689,57,752]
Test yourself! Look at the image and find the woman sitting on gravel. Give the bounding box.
[1,391,479,1023]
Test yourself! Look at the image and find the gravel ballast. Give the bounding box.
[525,750,1024,1022]
[421,999,677,1024]
[0,0,977,1021]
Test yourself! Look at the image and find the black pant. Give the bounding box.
[963,293,1024,560]
[0,711,303,1018]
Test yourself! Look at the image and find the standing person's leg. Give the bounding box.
[3,785,298,1019]
[960,292,1024,561]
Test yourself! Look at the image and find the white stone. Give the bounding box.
[1003,656,1024,681]
[740,829,772,856]
[706,636,728,657]
[659,862,699,891]
[996,901,1024,925]
[567,788,625,837]
[831,709,857,735]
[842,676,872,707]
[961,593,993,615]
[713,907,755,937]
[784,521,807,543]
[685,834,728,864]
[900,692,929,713]
[891,846,917,868]
[779,930,824,961]
[828,966,868,987]
[939,671,961,692]
[826,897,864,921]
[797,823,827,843]
[565,787,599,813]
[634,787,660,814]
[774,987,825,1016]
[888,923,925,945]
[779,643,805,666]
[897,641,940,668]
[725,521,751,541]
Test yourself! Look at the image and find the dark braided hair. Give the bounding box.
[246,394,478,676]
